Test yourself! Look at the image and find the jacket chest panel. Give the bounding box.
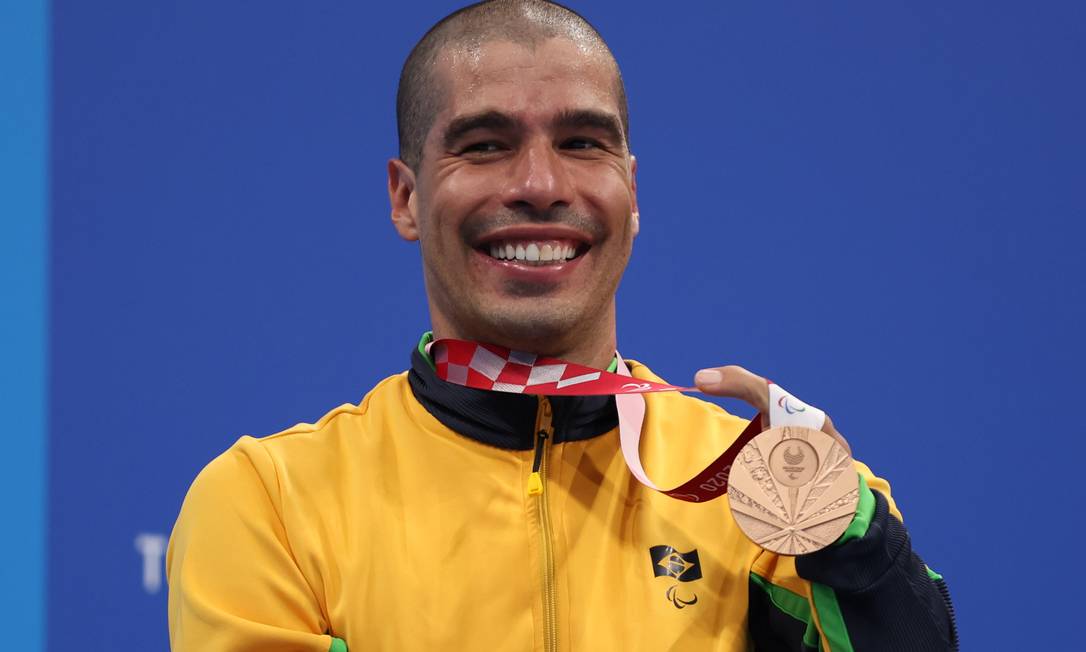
[324,426,539,649]
[321,410,757,650]
[547,440,756,650]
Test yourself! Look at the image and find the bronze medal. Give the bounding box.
[727,426,859,555]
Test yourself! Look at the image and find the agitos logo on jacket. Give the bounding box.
[649,545,702,609]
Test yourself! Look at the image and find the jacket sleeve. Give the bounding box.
[793,487,958,651]
[166,438,346,652]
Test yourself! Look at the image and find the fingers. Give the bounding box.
[694,365,770,414]
[695,365,851,454]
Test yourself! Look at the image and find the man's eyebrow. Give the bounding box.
[554,109,625,145]
[442,110,518,149]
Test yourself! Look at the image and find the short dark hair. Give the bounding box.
[396,0,629,170]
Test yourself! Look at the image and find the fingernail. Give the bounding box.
[695,369,722,385]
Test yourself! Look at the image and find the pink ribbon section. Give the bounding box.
[614,350,763,503]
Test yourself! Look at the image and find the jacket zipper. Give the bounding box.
[527,397,557,652]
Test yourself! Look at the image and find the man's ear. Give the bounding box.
[388,159,420,241]
[629,154,640,237]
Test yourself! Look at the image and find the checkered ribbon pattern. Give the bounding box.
[431,338,825,504]
[430,338,689,395]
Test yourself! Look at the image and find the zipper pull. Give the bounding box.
[527,429,548,496]
[527,471,543,496]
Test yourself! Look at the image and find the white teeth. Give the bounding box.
[484,240,583,263]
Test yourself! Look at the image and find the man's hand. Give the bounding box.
[693,365,850,454]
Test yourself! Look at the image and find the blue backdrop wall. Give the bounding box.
[4,0,1083,649]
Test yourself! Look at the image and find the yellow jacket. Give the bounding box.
[168,341,952,651]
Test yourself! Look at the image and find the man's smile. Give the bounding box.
[484,239,581,264]
[470,224,593,277]
[470,240,589,283]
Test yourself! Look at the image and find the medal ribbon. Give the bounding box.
[430,338,825,503]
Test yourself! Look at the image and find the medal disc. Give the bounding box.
[727,426,859,555]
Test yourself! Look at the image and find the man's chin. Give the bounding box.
[472,308,582,352]
[495,277,566,299]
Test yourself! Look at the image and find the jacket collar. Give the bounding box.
[407,336,619,451]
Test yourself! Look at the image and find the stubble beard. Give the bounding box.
[478,294,588,354]
[427,265,617,357]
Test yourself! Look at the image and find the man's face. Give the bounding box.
[390,37,638,353]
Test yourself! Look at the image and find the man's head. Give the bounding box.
[388,0,639,364]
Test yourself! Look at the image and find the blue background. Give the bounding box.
[3,1,1084,649]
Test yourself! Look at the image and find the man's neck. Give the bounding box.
[430,323,617,370]
[418,331,620,373]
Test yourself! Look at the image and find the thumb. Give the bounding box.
[694,365,770,414]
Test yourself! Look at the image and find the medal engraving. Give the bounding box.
[769,439,818,487]
[728,426,858,555]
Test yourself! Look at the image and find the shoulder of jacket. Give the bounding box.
[251,371,408,445]
[177,372,412,527]
[197,371,411,486]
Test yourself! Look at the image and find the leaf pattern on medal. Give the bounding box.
[738,440,789,521]
[802,515,856,546]
[754,525,829,555]
[727,486,791,530]
[730,509,786,544]
[799,488,860,524]
[794,443,853,522]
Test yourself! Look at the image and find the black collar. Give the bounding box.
[407,346,619,451]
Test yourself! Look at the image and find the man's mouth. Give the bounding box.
[479,239,588,266]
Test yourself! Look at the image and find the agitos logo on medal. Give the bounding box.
[649,545,702,609]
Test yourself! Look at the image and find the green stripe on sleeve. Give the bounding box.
[810,582,854,652]
[926,565,943,582]
[749,573,811,623]
[329,636,348,652]
[750,574,821,649]
[836,474,874,545]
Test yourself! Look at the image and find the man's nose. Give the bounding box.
[501,139,574,215]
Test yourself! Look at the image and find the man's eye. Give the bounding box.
[562,138,601,150]
[461,142,503,154]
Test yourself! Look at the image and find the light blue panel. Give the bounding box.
[0,0,48,650]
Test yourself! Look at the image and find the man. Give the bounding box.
[167,2,957,650]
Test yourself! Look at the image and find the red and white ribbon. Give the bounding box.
[430,338,825,503]
[430,339,688,395]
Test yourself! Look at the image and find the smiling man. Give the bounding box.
[167,2,957,651]
[388,14,637,369]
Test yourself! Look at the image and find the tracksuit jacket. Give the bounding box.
[167,338,958,651]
